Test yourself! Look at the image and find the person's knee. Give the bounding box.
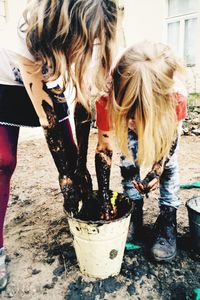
[0,153,17,175]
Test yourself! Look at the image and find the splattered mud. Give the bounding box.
[0,129,199,300]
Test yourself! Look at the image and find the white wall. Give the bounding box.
[123,0,166,46]
[5,0,27,24]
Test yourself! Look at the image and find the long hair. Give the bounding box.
[22,0,117,109]
[110,41,185,167]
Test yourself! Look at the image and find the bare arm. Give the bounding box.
[17,56,53,127]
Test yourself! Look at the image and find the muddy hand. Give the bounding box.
[74,167,93,199]
[99,191,117,221]
[59,175,80,215]
[133,171,160,196]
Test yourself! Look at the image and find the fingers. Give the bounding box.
[147,178,159,191]
[74,169,93,194]
[132,180,144,193]
[99,191,117,221]
[132,178,159,194]
[100,207,116,221]
[100,211,111,221]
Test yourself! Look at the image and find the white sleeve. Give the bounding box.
[1,17,35,62]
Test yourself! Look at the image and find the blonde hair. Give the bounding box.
[22,0,117,109]
[110,41,185,167]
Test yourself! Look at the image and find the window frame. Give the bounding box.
[167,0,198,18]
[0,0,7,29]
[165,0,200,67]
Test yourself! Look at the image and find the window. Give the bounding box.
[184,18,198,66]
[0,0,6,29]
[166,0,199,66]
[167,21,180,54]
[168,0,198,17]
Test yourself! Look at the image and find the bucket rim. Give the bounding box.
[186,196,200,214]
[65,201,134,225]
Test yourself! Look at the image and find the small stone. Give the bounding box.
[5,255,11,263]
[53,265,65,277]
[191,128,200,136]
[47,257,55,264]
[43,283,54,289]
[127,284,136,296]
[32,269,41,275]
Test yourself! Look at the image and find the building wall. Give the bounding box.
[121,0,200,93]
[5,0,26,24]
[123,0,166,46]
[0,0,6,29]
[0,0,27,33]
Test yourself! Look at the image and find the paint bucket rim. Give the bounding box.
[186,196,200,214]
[65,191,133,225]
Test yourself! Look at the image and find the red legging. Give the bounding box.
[0,117,78,249]
[0,125,19,248]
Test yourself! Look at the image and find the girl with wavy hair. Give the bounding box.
[96,41,187,261]
[0,0,118,290]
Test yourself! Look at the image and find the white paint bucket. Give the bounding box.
[67,194,132,279]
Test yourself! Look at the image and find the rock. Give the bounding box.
[191,117,200,124]
[127,284,136,296]
[32,269,41,275]
[53,265,65,277]
[191,128,200,135]
[43,283,54,289]
[46,257,55,264]
[102,278,122,293]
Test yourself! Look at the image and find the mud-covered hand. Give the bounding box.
[59,175,81,215]
[133,138,179,196]
[98,189,117,221]
[132,162,163,196]
[74,166,93,199]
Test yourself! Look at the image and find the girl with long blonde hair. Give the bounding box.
[0,0,118,290]
[96,41,187,261]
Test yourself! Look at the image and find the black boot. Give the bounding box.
[127,200,143,243]
[151,205,177,262]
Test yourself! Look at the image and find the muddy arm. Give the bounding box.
[138,138,179,195]
[18,57,80,214]
[74,103,93,199]
[95,129,114,220]
[42,94,79,215]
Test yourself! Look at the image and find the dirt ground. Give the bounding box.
[0,128,199,300]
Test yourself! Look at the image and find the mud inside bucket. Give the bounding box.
[66,191,133,279]
[186,196,200,253]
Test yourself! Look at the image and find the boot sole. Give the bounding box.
[0,276,8,292]
[152,251,176,262]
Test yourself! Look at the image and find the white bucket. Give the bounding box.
[67,195,132,279]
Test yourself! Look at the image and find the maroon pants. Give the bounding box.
[0,125,19,248]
